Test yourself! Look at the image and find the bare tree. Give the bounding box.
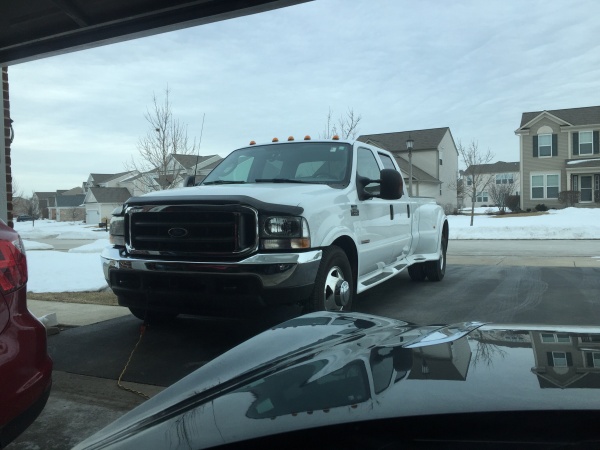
[489,182,516,214]
[459,140,494,226]
[320,108,362,140]
[127,87,199,191]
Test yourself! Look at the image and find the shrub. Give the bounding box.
[506,195,520,212]
[535,203,548,212]
[558,191,579,207]
[526,208,531,212]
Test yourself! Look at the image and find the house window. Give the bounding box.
[538,134,552,157]
[496,173,514,184]
[586,352,600,368]
[551,352,568,367]
[580,131,593,155]
[541,333,571,343]
[466,176,473,186]
[531,173,559,199]
[476,191,488,202]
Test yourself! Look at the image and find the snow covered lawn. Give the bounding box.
[11,208,600,293]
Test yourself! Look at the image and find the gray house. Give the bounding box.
[358,127,459,211]
[515,106,600,210]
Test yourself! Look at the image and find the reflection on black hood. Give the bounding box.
[74,313,600,450]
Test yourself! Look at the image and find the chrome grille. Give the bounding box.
[126,204,258,257]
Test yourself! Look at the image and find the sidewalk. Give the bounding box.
[27,299,130,327]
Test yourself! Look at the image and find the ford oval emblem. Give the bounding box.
[168,227,189,238]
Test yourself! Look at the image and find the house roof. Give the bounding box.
[565,158,600,169]
[62,186,84,195]
[87,187,132,203]
[34,191,56,199]
[88,172,131,184]
[393,156,440,184]
[464,161,520,175]
[171,154,220,169]
[358,127,452,153]
[519,105,600,128]
[56,194,86,208]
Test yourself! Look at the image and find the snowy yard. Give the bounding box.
[12,207,600,293]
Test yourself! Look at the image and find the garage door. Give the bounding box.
[86,209,100,225]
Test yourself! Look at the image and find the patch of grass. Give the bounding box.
[28,290,118,306]
[490,211,548,219]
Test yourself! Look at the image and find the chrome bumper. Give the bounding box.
[101,247,323,289]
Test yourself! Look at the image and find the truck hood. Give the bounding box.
[126,183,345,212]
[74,313,600,449]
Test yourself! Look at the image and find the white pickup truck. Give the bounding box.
[102,138,448,321]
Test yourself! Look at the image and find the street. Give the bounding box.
[6,242,600,449]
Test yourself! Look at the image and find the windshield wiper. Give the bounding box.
[255,178,315,184]
[202,180,247,185]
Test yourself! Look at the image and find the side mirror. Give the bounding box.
[183,175,197,187]
[379,169,403,200]
[356,175,374,201]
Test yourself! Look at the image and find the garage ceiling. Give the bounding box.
[0,0,310,66]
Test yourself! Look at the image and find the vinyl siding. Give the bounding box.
[521,118,568,210]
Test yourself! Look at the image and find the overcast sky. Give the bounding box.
[7,0,600,195]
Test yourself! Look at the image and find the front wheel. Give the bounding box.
[306,246,354,312]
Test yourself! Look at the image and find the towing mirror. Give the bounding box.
[183,175,197,187]
[379,169,403,200]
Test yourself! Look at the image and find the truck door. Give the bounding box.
[354,147,396,277]
[378,152,412,261]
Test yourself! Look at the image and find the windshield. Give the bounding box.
[202,142,352,186]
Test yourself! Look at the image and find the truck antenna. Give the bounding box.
[193,114,206,182]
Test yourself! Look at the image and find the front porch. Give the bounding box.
[566,159,600,207]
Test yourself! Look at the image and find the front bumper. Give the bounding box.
[101,247,322,313]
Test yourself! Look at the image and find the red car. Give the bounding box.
[0,222,52,448]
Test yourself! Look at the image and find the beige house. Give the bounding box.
[515,106,600,210]
[358,127,459,212]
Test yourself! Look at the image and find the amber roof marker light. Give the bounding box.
[272,137,279,142]
[332,135,339,140]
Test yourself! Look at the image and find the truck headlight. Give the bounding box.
[261,217,310,250]
[109,216,125,246]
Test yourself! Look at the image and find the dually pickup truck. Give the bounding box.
[102,138,448,321]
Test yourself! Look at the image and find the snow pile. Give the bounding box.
[448,208,600,240]
[10,209,600,293]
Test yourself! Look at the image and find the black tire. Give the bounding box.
[128,307,178,324]
[408,263,427,281]
[424,229,448,281]
[306,246,353,312]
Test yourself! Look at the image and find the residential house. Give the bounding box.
[144,153,222,190]
[84,187,132,225]
[32,191,55,219]
[358,127,459,211]
[515,105,600,210]
[461,161,520,209]
[84,172,136,191]
[46,187,85,221]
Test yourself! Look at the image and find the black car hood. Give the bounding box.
[74,312,600,449]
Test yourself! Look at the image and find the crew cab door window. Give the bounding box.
[357,147,381,195]
[378,153,397,170]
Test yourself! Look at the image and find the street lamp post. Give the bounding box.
[406,135,414,196]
